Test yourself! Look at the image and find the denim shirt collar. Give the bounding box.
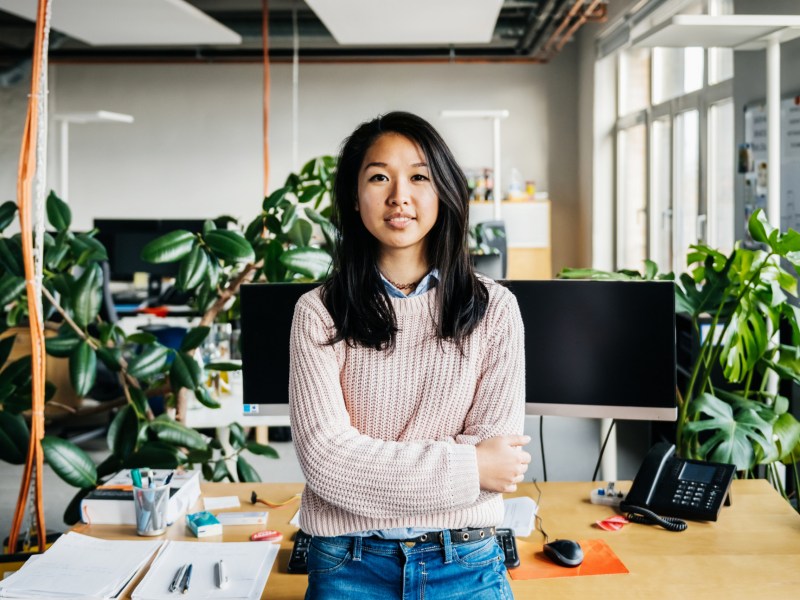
[380,268,439,299]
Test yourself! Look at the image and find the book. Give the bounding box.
[80,469,201,525]
[186,511,223,537]
[216,511,268,526]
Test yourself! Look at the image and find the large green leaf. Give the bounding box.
[96,346,122,372]
[0,410,29,464]
[280,247,332,280]
[0,275,25,305]
[748,209,774,245]
[72,263,103,328]
[0,354,32,396]
[69,341,97,397]
[304,207,337,249]
[280,203,298,234]
[298,184,325,204]
[107,405,139,460]
[176,244,209,290]
[287,218,312,247]
[180,326,210,352]
[229,422,246,449]
[236,455,261,483]
[169,351,203,393]
[140,230,195,264]
[148,415,207,450]
[45,331,81,358]
[0,334,16,366]
[211,459,231,482]
[129,387,150,419]
[0,200,18,232]
[773,412,800,461]
[126,344,170,380]
[124,441,185,469]
[193,386,221,409]
[70,234,108,264]
[0,239,22,276]
[245,440,279,459]
[263,186,290,211]
[720,303,768,384]
[260,239,286,283]
[205,360,242,371]
[42,435,97,487]
[683,393,774,470]
[204,230,255,263]
[46,191,71,231]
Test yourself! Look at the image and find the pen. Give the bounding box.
[181,563,193,595]
[168,564,187,593]
[164,471,174,486]
[131,468,143,488]
[216,559,229,589]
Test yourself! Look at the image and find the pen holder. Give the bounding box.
[133,483,170,536]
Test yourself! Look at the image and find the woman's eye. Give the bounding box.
[411,174,429,182]
[369,174,388,182]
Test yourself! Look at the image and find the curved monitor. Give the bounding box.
[239,280,677,421]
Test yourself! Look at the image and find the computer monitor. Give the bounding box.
[239,280,677,421]
[94,219,209,295]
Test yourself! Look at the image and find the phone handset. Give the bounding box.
[620,443,688,532]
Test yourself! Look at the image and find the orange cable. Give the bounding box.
[8,0,49,554]
[262,0,271,198]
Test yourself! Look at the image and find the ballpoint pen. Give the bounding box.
[164,471,175,486]
[168,564,187,593]
[181,563,193,595]
[216,559,229,589]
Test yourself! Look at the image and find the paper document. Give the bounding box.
[501,496,538,537]
[289,509,301,527]
[0,532,160,599]
[204,495,241,510]
[132,540,279,600]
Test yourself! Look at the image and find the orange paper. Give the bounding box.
[508,538,629,580]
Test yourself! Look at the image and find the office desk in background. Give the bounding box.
[76,480,800,599]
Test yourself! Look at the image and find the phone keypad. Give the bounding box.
[672,482,723,510]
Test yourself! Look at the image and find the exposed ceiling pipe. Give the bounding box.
[541,0,585,56]
[515,0,561,54]
[551,0,606,55]
[524,0,573,59]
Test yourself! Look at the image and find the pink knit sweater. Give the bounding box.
[288,280,525,537]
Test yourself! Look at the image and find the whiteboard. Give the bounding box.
[743,95,800,234]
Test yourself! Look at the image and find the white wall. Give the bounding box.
[0,58,582,272]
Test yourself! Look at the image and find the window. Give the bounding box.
[708,100,735,253]
[650,117,672,270]
[674,110,700,272]
[617,124,648,271]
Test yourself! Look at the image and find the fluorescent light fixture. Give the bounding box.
[0,0,241,46]
[306,0,503,45]
[54,111,135,124]
[631,15,800,50]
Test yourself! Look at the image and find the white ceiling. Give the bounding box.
[305,0,504,45]
[0,0,241,46]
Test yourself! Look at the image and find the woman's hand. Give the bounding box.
[475,435,532,493]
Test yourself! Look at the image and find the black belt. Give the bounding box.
[367,527,496,545]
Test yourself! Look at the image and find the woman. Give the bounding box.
[289,111,529,599]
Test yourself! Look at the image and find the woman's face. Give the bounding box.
[356,133,439,260]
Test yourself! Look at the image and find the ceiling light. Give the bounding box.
[306,0,503,45]
[0,0,241,46]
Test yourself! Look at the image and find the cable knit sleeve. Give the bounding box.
[455,288,526,446]
[289,294,480,519]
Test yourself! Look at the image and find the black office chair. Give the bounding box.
[471,220,507,279]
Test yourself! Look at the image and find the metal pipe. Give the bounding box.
[553,0,604,54]
[541,0,585,55]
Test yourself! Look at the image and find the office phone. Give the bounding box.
[620,442,735,531]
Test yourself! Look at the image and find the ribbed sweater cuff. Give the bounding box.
[449,443,480,506]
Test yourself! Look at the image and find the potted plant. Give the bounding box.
[0,156,337,525]
[560,210,800,505]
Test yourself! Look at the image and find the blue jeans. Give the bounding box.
[305,534,513,599]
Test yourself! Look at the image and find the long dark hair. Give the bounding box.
[322,111,489,350]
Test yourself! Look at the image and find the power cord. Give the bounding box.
[531,478,550,544]
[539,416,547,482]
[591,419,617,482]
[619,503,687,532]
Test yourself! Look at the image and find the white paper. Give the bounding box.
[289,509,300,527]
[0,532,160,599]
[132,540,278,600]
[203,496,241,510]
[501,496,538,537]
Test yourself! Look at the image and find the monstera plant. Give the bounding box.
[561,210,800,504]
[0,155,336,524]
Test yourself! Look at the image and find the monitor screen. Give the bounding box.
[239,280,677,421]
[93,219,208,281]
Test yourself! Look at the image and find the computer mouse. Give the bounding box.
[543,539,584,567]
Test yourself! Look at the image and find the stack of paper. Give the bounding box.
[0,532,160,599]
[132,540,279,599]
[501,496,538,537]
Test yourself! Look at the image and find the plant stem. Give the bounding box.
[40,286,99,351]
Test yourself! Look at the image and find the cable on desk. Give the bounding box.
[532,478,549,544]
[591,419,617,482]
[621,504,687,532]
[251,491,301,508]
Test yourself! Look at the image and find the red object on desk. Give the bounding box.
[139,306,169,317]
[508,539,629,580]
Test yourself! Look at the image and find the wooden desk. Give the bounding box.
[76,480,800,599]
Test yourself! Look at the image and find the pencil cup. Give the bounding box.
[133,483,170,536]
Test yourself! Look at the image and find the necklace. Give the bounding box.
[386,277,420,291]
